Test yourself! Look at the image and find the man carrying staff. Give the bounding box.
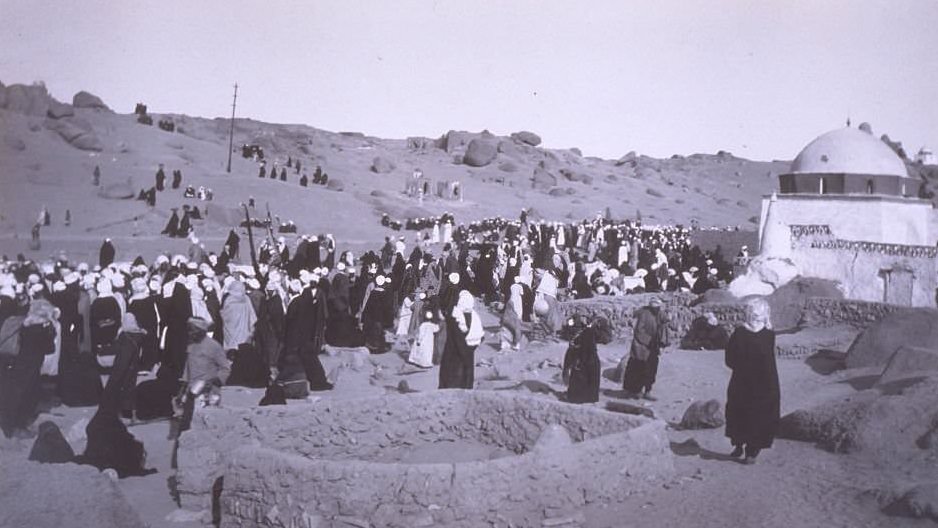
[622,297,669,400]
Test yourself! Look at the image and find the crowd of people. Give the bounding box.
[2,205,780,476]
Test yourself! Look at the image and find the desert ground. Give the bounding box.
[1,83,937,527]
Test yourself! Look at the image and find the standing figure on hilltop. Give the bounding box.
[65,209,71,227]
[155,164,166,191]
[295,159,301,174]
[280,167,287,181]
[439,290,482,389]
[172,169,182,189]
[724,298,780,465]
[29,223,41,250]
[258,164,266,179]
[621,297,669,400]
[178,210,192,238]
[269,164,278,179]
[312,166,323,185]
[93,165,101,186]
[299,173,308,187]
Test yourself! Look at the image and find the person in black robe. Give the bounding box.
[28,421,75,463]
[622,298,668,399]
[438,290,478,389]
[0,300,58,437]
[276,282,332,393]
[299,174,308,187]
[724,299,779,464]
[53,282,102,407]
[571,262,593,299]
[155,166,166,191]
[133,364,176,420]
[99,238,116,268]
[224,229,240,261]
[90,289,121,363]
[258,165,266,178]
[563,323,601,404]
[146,187,157,207]
[359,277,391,354]
[162,210,180,237]
[256,285,285,371]
[325,271,362,347]
[178,211,191,238]
[313,166,323,184]
[682,312,730,350]
[128,286,160,371]
[280,167,287,181]
[269,165,278,179]
[171,169,182,189]
[163,281,192,378]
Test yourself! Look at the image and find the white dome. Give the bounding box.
[790,127,908,177]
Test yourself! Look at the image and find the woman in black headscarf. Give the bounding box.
[358,276,391,354]
[0,300,58,437]
[563,321,601,404]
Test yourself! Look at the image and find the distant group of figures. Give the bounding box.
[258,158,328,188]
[183,185,214,201]
[161,205,201,238]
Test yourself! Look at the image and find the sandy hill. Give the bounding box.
[0,80,790,260]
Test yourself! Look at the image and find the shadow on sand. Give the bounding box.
[804,349,847,375]
[670,438,741,463]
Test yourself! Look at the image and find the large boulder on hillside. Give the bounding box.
[326,178,344,192]
[510,130,541,147]
[877,346,938,387]
[779,376,938,455]
[44,117,103,152]
[845,309,938,369]
[1,83,53,116]
[615,151,638,167]
[463,139,497,167]
[371,156,395,174]
[46,101,74,119]
[72,91,109,110]
[531,167,557,191]
[0,457,146,528]
[765,277,843,331]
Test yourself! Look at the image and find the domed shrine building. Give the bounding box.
[757,125,938,306]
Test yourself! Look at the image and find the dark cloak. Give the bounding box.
[563,326,601,404]
[724,326,780,449]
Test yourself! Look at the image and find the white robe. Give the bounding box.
[408,321,439,368]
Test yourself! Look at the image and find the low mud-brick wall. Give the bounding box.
[176,391,674,527]
[557,292,747,343]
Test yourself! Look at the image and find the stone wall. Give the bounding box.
[801,297,915,329]
[558,292,747,343]
[176,391,673,527]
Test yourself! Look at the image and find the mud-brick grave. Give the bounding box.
[176,390,674,527]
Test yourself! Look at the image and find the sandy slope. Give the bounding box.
[0,81,786,263]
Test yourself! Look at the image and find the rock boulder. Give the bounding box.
[463,139,497,167]
[679,399,725,429]
[877,346,938,387]
[845,309,938,369]
[72,90,110,110]
[510,130,541,146]
[371,156,396,174]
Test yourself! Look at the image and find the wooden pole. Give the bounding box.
[226,83,238,173]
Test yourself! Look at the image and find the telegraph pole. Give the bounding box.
[226,83,238,173]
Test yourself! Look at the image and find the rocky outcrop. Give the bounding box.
[437,130,474,153]
[326,178,345,191]
[877,346,938,387]
[531,167,557,191]
[0,83,53,116]
[46,101,75,119]
[510,130,541,146]
[44,117,103,151]
[463,139,497,167]
[845,309,938,369]
[72,90,110,110]
[778,376,938,454]
[561,168,593,185]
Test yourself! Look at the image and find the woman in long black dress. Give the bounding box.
[563,322,601,404]
[724,297,780,465]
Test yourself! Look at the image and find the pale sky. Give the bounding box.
[1,0,936,161]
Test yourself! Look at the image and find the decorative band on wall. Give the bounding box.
[789,225,833,239]
[807,238,938,259]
